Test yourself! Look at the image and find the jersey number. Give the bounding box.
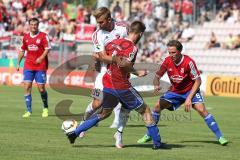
[92,89,101,97]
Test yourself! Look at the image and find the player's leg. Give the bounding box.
[135,103,163,149]
[83,72,104,121]
[83,88,103,120]
[35,71,48,117]
[22,70,34,117]
[113,105,130,149]
[110,103,121,128]
[117,87,162,149]
[137,91,183,143]
[79,89,103,138]
[192,102,228,145]
[66,92,118,144]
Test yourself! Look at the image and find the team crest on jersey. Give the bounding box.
[36,39,41,44]
[181,68,184,73]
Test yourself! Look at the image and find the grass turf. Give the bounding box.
[0,85,239,160]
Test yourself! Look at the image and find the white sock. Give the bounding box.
[117,126,124,133]
[112,103,122,125]
[117,107,130,132]
[85,102,93,113]
[84,102,94,120]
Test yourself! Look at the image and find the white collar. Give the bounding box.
[175,55,184,66]
[30,32,39,38]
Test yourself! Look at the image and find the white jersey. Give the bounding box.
[92,21,128,91]
[92,21,128,73]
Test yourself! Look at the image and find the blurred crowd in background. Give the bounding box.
[0,0,240,63]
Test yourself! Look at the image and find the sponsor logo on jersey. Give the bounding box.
[28,44,39,51]
[170,75,183,83]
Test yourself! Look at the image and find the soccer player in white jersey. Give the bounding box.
[80,7,130,148]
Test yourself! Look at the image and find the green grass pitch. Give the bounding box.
[0,86,239,160]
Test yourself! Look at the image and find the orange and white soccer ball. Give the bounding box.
[61,119,78,134]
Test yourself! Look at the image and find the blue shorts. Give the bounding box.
[160,90,204,111]
[102,87,144,110]
[23,70,47,84]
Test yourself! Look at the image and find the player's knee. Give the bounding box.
[38,88,45,93]
[99,109,112,120]
[92,99,102,109]
[154,102,161,113]
[37,85,45,93]
[24,85,32,93]
[159,99,172,110]
[135,103,147,115]
[194,104,208,117]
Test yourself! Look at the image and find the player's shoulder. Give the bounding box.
[183,54,195,63]
[121,38,135,49]
[110,37,130,44]
[164,56,172,62]
[92,28,101,36]
[23,32,30,37]
[92,28,101,44]
[38,31,49,38]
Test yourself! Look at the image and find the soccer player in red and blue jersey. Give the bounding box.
[137,40,228,145]
[17,18,51,118]
[66,21,163,149]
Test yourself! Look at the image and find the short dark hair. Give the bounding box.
[129,21,146,34]
[167,40,183,51]
[28,17,40,24]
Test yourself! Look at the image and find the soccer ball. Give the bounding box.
[61,119,78,134]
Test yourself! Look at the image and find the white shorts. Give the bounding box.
[91,72,104,100]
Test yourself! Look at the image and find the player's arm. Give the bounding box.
[36,34,51,64]
[17,36,26,71]
[153,63,167,94]
[132,70,147,77]
[98,51,114,64]
[92,51,112,72]
[17,51,24,71]
[184,60,201,112]
[184,77,201,112]
[36,49,50,64]
[92,52,101,72]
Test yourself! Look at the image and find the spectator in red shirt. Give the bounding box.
[182,0,193,24]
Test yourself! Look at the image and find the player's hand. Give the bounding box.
[153,76,160,95]
[135,70,148,77]
[184,97,192,112]
[36,57,43,64]
[92,53,99,60]
[153,85,161,95]
[115,56,125,67]
[16,64,20,71]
